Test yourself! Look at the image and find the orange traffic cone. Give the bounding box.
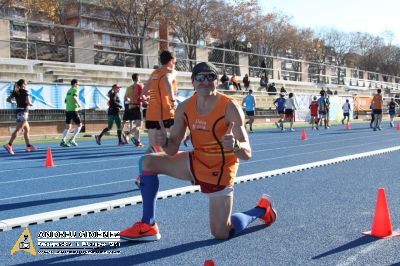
[345,122,350,129]
[362,188,400,238]
[301,129,307,141]
[45,147,55,168]
[204,260,215,266]
[396,123,400,131]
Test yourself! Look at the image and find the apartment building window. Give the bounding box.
[102,34,110,46]
[81,18,87,27]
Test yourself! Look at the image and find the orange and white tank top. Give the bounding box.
[146,68,177,121]
[184,93,239,186]
[372,94,382,109]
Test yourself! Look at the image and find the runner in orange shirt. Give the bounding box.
[372,89,383,131]
[141,50,177,152]
[119,62,276,241]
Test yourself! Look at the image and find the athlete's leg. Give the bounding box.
[146,128,158,153]
[134,119,142,142]
[61,124,71,142]
[115,115,123,142]
[8,121,25,145]
[209,195,233,239]
[70,122,82,142]
[22,121,31,146]
[140,152,192,224]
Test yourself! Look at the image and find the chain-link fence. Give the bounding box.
[1,18,400,91]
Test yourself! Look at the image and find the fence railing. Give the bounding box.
[1,18,400,92]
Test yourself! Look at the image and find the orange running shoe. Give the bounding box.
[257,194,277,226]
[119,221,161,241]
[135,175,140,188]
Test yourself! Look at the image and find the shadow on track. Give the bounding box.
[312,236,378,259]
[14,224,268,265]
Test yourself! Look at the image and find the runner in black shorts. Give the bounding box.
[123,73,144,146]
[60,79,82,147]
[3,79,37,155]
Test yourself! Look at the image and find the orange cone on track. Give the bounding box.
[345,122,350,129]
[204,259,215,266]
[396,123,400,131]
[301,129,307,141]
[45,147,55,168]
[362,188,400,238]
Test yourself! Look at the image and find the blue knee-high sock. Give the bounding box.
[230,207,265,235]
[138,156,159,225]
[140,173,159,225]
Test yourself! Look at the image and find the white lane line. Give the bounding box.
[0,179,131,201]
[1,138,397,185]
[0,129,397,173]
[246,139,397,163]
[250,133,400,152]
[0,166,134,185]
[1,145,399,232]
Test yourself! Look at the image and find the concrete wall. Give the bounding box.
[238,53,249,77]
[0,19,10,58]
[143,38,159,69]
[72,31,95,64]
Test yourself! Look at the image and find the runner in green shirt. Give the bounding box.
[60,79,82,147]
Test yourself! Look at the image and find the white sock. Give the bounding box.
[71,126,82,140]
[61,129,69,141]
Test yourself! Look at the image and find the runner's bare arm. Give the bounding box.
[141,76,153,98]
[225,101,252,160]
[163,71,176,102]
[162,101,188,155]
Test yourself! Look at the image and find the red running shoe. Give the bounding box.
[3,143,14,155]
[135,175,140,188]
[257,194,277,226]
[119,221,161,241]
[25,145,37,152]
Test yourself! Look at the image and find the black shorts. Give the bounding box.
[277,110,285,114]
[343,112,349,117]
[245,111,255,116]
[142,108,147,119]
[66,111,81,124]
[285,109,294,115]
[146,119,174,129]
[373,109,382,115]
[123,107,142,121]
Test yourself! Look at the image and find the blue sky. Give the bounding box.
[259,0,399,44]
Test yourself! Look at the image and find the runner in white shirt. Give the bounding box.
[341,99,351,124]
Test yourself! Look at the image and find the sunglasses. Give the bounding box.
[194,73,217,82]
